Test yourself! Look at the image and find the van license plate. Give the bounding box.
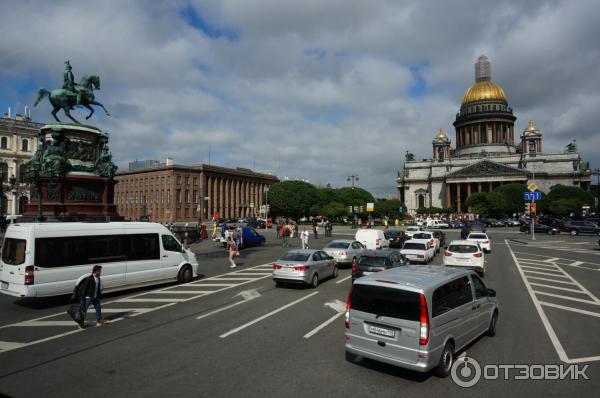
[1,282,8,290]
[369,325,395,338]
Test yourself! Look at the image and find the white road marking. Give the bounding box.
[118,298,188,303]
[196,289,261,320]
[569,261,584,267]
[0,341,26,351]
[539,301,600,318]
[523,270,570,278]
[533,291,599,305]
[529,283,586,293]
[335,275,352,284]
[219,292,319,338]
[527,276,577,285]
[303,312,345,339]
[542,257,561,263]
[521,265,564,273]
[151,290,209,294]
[11,321,76,327]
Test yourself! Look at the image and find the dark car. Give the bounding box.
[351,250,408,281]
[561,220,600,236]
[247,218,266,229]
[431,230,447,248]
[449,220,465,229]
[469,221,487,232]
[384,230,408,248]
[520,223,559,235]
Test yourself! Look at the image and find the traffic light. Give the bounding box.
[531,203,537,214]
[525,203,531,215]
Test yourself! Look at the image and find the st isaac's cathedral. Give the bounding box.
[397,55,591,215]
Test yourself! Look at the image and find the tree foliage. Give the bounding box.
[269,181,321,219]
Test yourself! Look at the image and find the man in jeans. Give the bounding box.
[75,265,109,329]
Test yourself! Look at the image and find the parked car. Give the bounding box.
[384,230,409,248]
[443,240,485,276]
[430,230,447,249]
[355,229,389,250]
[469,221,487,232]
[400,240,435,264]
[561,220,600,236]
[519,223,559,235]
[467,232,491,253]
[272,249,338,288]
[323,240,366,267]
[425,219,449,229]
[412,231,440,253]
[404,226,421,238]
[448,220,465,229]
[488,219,505,227]
[351,250,408,281]
[345,266,499,377]
[219,226,266,248]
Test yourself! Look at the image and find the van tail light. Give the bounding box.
[376,238,380,246]
[419,293,430,346]
[351,264,358,272]
[24,266,34,285]
[483,240,489,244]
[474,252,483,258]
[444,252,452,257]
[417,254,424,259]
[272,263,282,270]
[293,265,310,271]
[345,284,354,329]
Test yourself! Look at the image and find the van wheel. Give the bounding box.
[310,274,319,288]
[345,351,358,362]
[177,265,193,283]
[434,342,454,377]
[487,311,498,337]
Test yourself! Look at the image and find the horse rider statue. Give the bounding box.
[63,61,81,108]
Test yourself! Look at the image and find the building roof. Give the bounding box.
[461,81,507,105]
[115,163,279,181]
[446,159,527,178]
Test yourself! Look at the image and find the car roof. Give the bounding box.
[448,240,479,246]
[325,239,354,244]
[359,250,395,257]
[356,265,472,292]
[285,249,320,254]
[403,239,429,245]
[468,232,488,237]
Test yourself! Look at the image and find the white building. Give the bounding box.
[397,56,590,214]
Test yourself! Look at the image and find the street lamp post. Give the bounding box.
[264,187,269,230]
[347,175,359,229]
[593,168,600,217]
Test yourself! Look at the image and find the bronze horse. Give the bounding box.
[34,75,110,124]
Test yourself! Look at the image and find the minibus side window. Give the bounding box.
[1,238,26,265]
[126,234,160,261]
[162,235,182,252]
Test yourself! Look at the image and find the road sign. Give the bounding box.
[531,203,537,213]
[524,191,542,201]
[367,203,374,212]
[528,183,538,192]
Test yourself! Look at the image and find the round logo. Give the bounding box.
[451,356,482,388]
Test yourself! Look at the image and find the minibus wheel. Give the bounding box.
[178,265,193,283]
[434,342,454,377]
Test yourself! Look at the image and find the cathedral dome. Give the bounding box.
[434,128,449,141]
[461,81,507,105]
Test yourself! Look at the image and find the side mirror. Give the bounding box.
[487,288,496,297]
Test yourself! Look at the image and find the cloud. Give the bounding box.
[1,0,599,198]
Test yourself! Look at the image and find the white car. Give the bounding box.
[467,232,491,253]
[404,226,420,238]
[411,231,440,253]
[443,240,485,276]
[400,240,435,264]
[355,229,389,250]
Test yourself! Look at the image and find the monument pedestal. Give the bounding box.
[22,123,122,222]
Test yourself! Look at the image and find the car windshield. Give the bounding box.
[325,242,349,249]
[403,242,425,250]
[357,256,390,266]
[412,233,431,239]
[384,231,401,238]
[448,244,478,253]
[469,234,487,239]
[279,253,310,262]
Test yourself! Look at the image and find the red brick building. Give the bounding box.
[115,164,279,223]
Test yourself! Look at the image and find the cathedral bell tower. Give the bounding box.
[432,128,451,161]
[521,120,542,155]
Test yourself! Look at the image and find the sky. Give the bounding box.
[1,0,599,197]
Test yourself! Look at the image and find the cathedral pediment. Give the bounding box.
[446,159,528,178]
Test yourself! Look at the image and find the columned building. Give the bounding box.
[115,164,279,223]
[398,55,591,215]
[0,112,41,216]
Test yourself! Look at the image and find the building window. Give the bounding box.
[167,190,170,204]
[176,190,181,203]
[21,139,29,152]
[177,176,181,185]
[185,190,189,203]
[193,190,198,203]
[185,176,189,185]
[418,194,425,209]
[193,177,198,186]
[0,137,7,149]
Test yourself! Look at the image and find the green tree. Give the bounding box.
[493,183,527,215]
[322,201,348,219]
[540,185,593,216]
[465,193,490,215]
[336,187,375,208]
[373,199,406,218]
[268,181,321,219]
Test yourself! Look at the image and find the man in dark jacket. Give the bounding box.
[74,265,109,329]
[460,225,471,240]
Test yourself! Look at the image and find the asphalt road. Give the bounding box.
[0,227,598,397]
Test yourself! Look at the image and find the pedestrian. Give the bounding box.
[211,222,217,239]
[74,265,109,329]
[200,224,208,240]
[313,224,319,239]
[395,218,399,227]
[234,225,242,250]
[183,230,190,249]
[460,225,470,240]
[282,224,290,247]
[294,222,299,239]
[227,236,238,268]
[301,227,309,249]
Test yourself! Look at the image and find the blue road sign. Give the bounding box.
[524,191,542,201]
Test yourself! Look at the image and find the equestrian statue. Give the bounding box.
[33,61,110,124]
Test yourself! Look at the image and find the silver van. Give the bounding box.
[344,266,498,377]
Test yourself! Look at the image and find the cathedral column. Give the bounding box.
[467,183,472,198]
[457,184,462,214]
[478,182,482,193]
[488,182,493,192]
[445,184,451,209]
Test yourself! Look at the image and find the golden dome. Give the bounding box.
[525,120,538,132]
[461,81,507,105]
[435,128,448,140]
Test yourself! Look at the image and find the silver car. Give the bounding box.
[323,240,366,266]
[345,266,498,377]
[272,249,338,288]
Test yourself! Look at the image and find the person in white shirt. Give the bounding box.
[301,227,309,249]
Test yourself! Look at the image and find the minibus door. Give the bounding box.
[161,234,184,279]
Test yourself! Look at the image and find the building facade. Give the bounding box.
[115,164,279,223]
[0,112,42,215]
[398,55,591,214]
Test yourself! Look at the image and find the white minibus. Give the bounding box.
[0,222,199,298]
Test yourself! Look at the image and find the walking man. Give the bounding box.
[75,265,109,329]
[301,227,309,249]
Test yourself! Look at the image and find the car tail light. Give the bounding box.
[24,266,34,285]
[293,265,310,271]
[351,264,358,272]
[419,293,429,345]
[444,252,452,257]
[483,240,489,244]
[417,254,424,259]
[339,251,347,256]
[429,239,434,247]
[345,284,354,329]
[376,238,380,246]
[474,252,483,258]
[272,263,282,270]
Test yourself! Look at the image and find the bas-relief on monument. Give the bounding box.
[22,61,121,221]
[397,55,591,215]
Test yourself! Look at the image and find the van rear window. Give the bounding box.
[351,284,419,321]
[2,238,26,265]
